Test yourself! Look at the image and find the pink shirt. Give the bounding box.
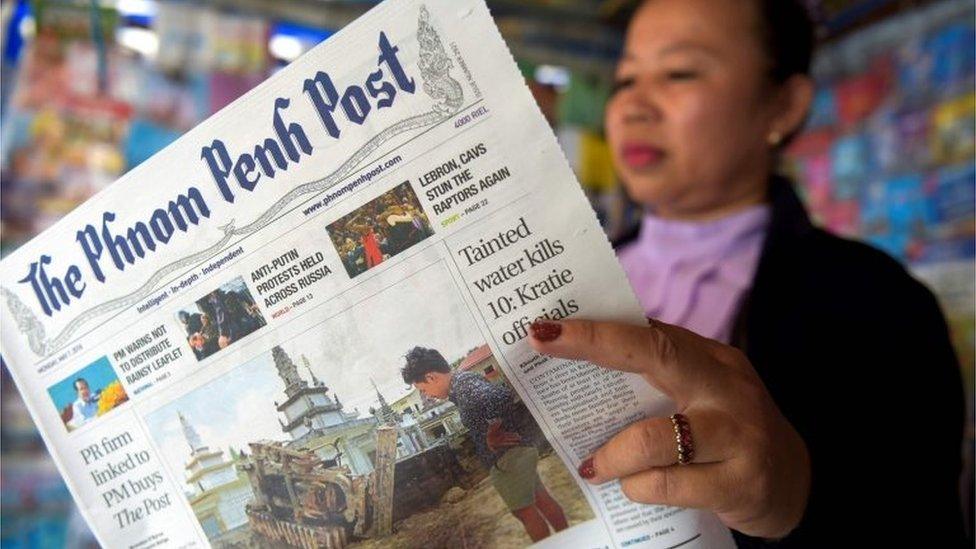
[617,205,771,343]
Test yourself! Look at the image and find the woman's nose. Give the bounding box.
[622,105,655,124]
[617,86,660,124]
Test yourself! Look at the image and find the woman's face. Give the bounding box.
[605,0,792,219]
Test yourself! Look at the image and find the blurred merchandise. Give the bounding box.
[784,1,975,385]
[0,0,278,542]
[781,6,975,522]
[1,362,79,547]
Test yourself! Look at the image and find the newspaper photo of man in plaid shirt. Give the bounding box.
[401,346,569,542]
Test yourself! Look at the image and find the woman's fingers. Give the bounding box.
[618,462,734,511]
[583,410,735,484]
[528,318,720,395]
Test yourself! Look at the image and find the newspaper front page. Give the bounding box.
[0,1,734,547]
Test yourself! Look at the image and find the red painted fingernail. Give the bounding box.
[578,457,596,479]
[530,321,562,342]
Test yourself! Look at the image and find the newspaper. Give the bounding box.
[0,1,734,547]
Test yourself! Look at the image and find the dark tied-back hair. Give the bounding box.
[756,0,815,83]
[401,347,451,384]
[754,0,816,147]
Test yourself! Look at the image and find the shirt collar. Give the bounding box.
[633,203,771,267]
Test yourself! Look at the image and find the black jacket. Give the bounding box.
[616,177,967,547]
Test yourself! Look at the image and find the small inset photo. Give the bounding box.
[48,356,129,432]
[176,276,267,361]
[327,181,434,278]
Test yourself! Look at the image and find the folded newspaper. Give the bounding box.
[0,1,735,547]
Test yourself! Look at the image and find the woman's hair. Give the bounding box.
[401,346,451,384]
[755,0,815,83]
[755,0,816,148]
[625,0,816,83]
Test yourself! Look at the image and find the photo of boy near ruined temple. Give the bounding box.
[176,277,267,361]
[326,182,434,278]
[143,265,593,548]
[401,346,569,543]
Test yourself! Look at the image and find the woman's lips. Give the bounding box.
[620,144,664,169]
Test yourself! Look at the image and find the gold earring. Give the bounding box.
[767,130,782,146]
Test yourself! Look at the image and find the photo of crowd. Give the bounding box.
[47,356,129,432]
[176,277,267,361]
[326,182,434,278]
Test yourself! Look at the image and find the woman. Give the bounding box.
[528,0,967,546]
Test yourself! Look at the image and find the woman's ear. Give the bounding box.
[768,74,815,145]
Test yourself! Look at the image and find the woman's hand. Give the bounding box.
[528,318,810,539]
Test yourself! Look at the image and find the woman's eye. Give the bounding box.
[666,70,698,81]
[611,77,635,94]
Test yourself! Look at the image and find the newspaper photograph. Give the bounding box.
[142,264,594,547]
[0,0,735,547]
